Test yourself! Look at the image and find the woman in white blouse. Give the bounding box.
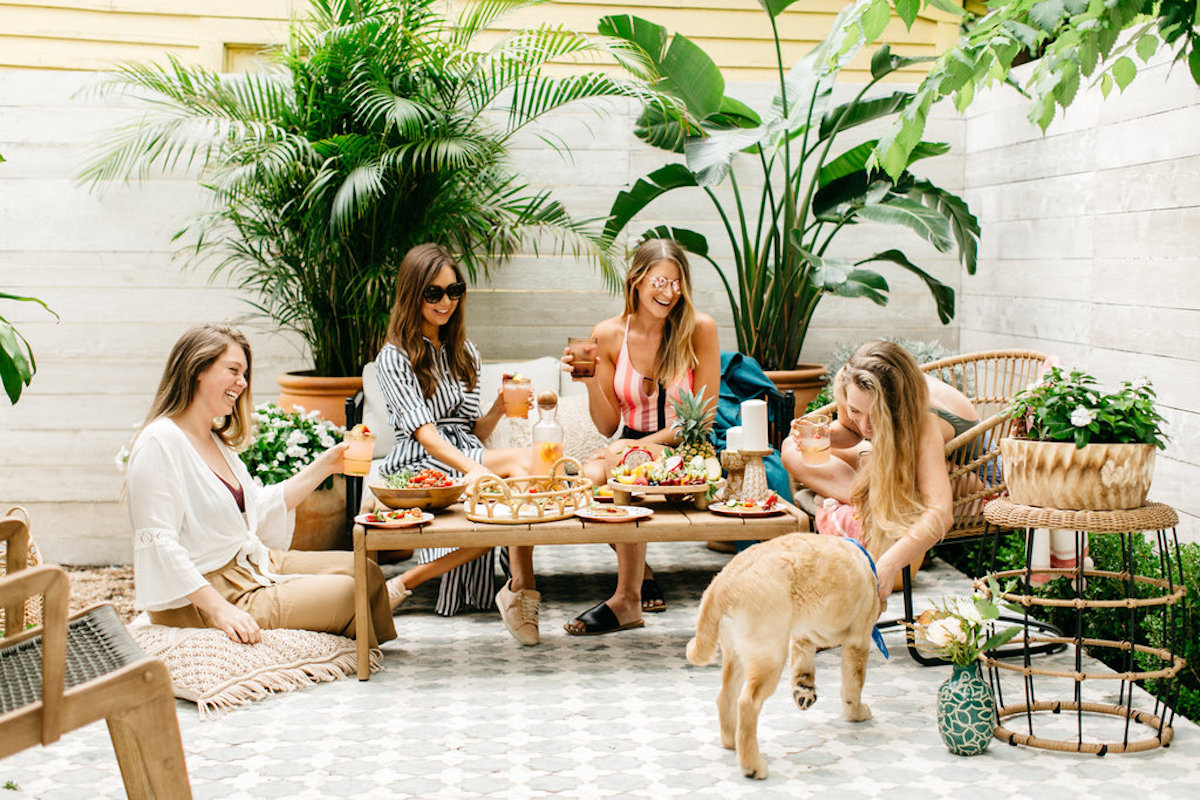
[126,324,395,647]
[374,243,541,646]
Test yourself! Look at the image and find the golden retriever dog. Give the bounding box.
[686,533,883,779]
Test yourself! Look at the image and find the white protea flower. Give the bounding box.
[925,617,963,647]
[1070,406,1096,427]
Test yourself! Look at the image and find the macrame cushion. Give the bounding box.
[130,623,381,719]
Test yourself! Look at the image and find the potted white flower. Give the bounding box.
[1002,367,1168,510]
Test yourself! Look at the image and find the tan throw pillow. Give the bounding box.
[131,624,382,719]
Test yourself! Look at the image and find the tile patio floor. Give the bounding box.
[4,541,1197,799]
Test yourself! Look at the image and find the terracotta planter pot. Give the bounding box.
[999,438,1155,511]
[291,476,347,551]
[763,362,828,419]
[276,372,363,427]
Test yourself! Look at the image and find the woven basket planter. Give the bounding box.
[1000,438,1155,511]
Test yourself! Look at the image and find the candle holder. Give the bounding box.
[719,449,745,501]
[738,448,773,503]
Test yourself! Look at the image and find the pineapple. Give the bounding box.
[670,388,721,481]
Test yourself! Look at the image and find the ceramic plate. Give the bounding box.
[707,502,784,518]
[355,511,434,529]
[591,488,615,503]
[575,505,654,523]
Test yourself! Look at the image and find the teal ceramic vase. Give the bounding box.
[936,662,997,755]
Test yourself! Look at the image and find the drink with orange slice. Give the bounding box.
[502,373,533,418]
[793,414,831,466]
[343,423,376,476]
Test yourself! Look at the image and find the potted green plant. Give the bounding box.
[81,0,647,421]
[910,579,1021,756]
[1,291,56,406]
[1003,366,1168,510]
[596,0,979,409]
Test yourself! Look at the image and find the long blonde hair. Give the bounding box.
[623,238,697,385]
[385,243,477,399]
[846,341,930,554]
[142,324,254,450]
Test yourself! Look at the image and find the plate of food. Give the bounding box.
[355,508,434,529]
[708,494,784,517]
[369,468,466,510]
[574,504,654,523]
[592,485,615,503]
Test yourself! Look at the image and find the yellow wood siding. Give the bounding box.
[0,0,959,80]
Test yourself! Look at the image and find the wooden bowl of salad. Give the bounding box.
[369,467,467,510]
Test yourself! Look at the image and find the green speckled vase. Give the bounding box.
[936,662,997,755]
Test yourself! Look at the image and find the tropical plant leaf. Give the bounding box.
[855,195,954,252]
[685,124,769,186]
[818,91,911,141]
[603,163,699,241]
[857,249,956,324]
[798,247,890,304]
[907,180,981,274]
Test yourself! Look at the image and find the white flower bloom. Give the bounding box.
[1070,406,1096,427]
[305,409,321,420]
[924,618,956,647]
[257,464,268,473]
[285,444,306,458]
[1132,376,1151,391]
[275,452,286,461]
[957,598,983,625]
[319,434,335,448]
[286,430,309,446]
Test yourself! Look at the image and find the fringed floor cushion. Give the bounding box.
[130,623,381,718]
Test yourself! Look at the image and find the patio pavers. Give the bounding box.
[3,541,1198,798]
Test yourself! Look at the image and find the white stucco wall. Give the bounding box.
[959,55,1200,542]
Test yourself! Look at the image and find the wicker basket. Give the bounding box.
[1,507,42,635]
[463,458,592,524]
[1000,438,1155,510]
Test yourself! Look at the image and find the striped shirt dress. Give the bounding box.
[375,340,501,616]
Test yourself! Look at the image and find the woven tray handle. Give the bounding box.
[547,456,583,481]
[469,473,514,507]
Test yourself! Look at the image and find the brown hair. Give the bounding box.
[623,238,697,385]
[144,324,254,449]
[385,243,477,398]
[845,341,930,554]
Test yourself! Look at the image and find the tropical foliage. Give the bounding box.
[869,0,1200,179]
[0,291,56,405]
[598,0,980,371]
[81,0,650,376]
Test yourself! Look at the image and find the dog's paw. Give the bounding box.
[741,759,769,780]
[843,700,872,722]
[792,684,817,710]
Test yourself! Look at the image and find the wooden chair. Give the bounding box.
[802,349,1050,663]
[0,509,192,799]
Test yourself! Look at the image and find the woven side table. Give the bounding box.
[979,500,1186,755]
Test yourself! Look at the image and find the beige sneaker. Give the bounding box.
[496,580,541,646]
[387,576,412,611]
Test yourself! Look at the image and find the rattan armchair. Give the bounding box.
[0,509,192,799]
[802,349,1049,663]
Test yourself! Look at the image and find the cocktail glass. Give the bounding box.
[566,336,598,378]
[343,427,376,476]
[793,415,831,466]
[502,374,533,418]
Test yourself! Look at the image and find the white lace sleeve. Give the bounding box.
[126,433,211,610]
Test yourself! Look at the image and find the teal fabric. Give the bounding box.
[716,352,792,501]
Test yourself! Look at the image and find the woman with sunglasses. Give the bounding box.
[562,238,720,635]
[374,243,541,645]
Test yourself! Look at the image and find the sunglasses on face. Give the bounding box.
[422,282,466,304]
[647,275,681,293]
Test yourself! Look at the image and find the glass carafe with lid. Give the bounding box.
[532,390,564,475]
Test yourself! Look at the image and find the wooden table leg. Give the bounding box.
[353,527,371,681]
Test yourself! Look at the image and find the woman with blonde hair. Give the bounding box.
[374,243,541,645]
[125,324,395,647]
[562,238,720,635]
[781,340,977,601]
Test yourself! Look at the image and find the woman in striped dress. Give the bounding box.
[375,243,541,646]
[561,239,720,635]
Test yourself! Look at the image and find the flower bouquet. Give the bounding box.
[242,404,343,488]
[910,578,1022,666]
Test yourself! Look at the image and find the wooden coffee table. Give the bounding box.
[352,499,808,679]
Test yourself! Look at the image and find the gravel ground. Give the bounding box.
[62,565,136,622]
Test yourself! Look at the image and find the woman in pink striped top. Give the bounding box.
[562,239,720,635]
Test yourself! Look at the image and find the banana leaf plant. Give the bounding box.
[598,0,980,371]
[1,291,57,405]
[80,0,651,377]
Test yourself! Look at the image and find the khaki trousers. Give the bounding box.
[150,549,396,648]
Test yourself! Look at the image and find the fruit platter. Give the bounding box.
[354,508,434,529]
[708,492,784,517]
[606,446,723,511]
[369,467,467,510]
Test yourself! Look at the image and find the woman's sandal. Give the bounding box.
[563,601,645,636]
[641,578,667,613]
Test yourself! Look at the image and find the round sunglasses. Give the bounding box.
[422,282,467,304]
[647,275,681,293]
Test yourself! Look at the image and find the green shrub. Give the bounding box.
[935,531,1199,722]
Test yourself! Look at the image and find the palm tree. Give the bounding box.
[81,0,652,376]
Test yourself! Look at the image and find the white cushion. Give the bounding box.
[361,362,395,459]
[477,356,566,405]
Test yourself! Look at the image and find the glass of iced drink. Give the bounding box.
[566,336,598,378]
[793,415,831,466]
[343,424,376,476]
[502,374,533,418]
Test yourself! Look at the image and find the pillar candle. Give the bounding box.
[741,399,769,451]
[725,425,743,452]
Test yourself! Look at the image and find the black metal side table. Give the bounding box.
[979,499,1186,754]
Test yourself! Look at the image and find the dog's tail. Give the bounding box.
[686,579,722,666]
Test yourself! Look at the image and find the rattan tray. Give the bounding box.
[463,457,593,524]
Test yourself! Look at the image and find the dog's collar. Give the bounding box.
[843,539,890,660]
